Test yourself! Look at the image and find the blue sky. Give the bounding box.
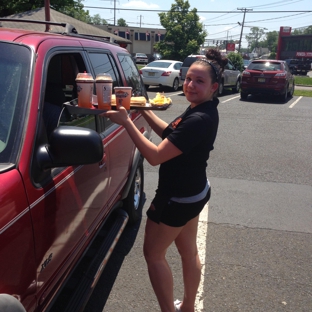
[82,0,312,48]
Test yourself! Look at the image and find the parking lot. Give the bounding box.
[84,90,312,312]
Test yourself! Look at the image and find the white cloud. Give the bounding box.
[122,1,159,9]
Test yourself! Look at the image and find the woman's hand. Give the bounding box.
[103,107,129,126]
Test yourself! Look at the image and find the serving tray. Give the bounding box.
[63,101,172,115]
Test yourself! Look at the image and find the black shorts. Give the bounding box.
[146,187,211,227]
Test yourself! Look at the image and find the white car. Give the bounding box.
[140,60,183,91]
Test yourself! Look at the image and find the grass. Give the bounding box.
[294,76,312,86]
[294,89,312,97]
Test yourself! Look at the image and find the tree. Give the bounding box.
[1,0,76,17]
[154,0,206,61]
[117,18,128,27]
[227,52,244,72]
[245,27,265,51]
[58,0,92,23]
[91,14,107,25]
[265,31,279,53]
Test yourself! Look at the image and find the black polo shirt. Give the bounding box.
[157,99,219,198]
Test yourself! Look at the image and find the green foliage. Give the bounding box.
[245,27,265,51]
[227,52,244,71]
[295,76,312,86]
[117,18,128,27]
[268,52,276,59]
[91,14,107,25]
[154,0,206,61]
[1,0,76,17]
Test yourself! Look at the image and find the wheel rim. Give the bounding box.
[219,82,224,95]
[173,78,179,91]
[133,167,142,210]
[236,80,240,92]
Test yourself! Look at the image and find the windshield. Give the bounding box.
[0,42,31,166]
[146,62,171,68]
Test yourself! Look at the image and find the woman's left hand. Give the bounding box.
[103,107,129,126]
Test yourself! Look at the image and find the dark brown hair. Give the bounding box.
[195,49,228,84]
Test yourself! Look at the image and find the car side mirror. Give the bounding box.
[36,126,103,170]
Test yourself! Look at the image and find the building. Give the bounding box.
[0,7,167,58]
[94,25,166,57]
[0,7,131,47]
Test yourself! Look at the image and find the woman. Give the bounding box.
[104,49,228,312]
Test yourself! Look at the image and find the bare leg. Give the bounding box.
[175,215,201,312]
[143,218,183,312]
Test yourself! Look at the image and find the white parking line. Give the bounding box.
[195,203,209,312]
[289,96,302,108]
[221,95,240,103]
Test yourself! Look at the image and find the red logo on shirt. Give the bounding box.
[172,118,182,129]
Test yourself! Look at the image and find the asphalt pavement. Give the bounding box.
[84,91,312,312]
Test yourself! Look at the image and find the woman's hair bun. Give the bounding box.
[205,48,228,70]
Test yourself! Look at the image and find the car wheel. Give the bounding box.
[279,89,288,103]
[144,84,149,90]
[232,79,240,93]
[123,160,144,224]
[288,81,294,97]
[240,91,248,100]
[172,78,179,91]
[218,80,224,95]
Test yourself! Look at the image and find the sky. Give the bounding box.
[82,0,312,48]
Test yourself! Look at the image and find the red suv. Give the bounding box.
[0,21,150,311]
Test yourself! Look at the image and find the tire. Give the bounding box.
[144,84,149,90]
[232,79,240,93]
[279,88,288,103]
[240,91,248,100]
[287,81,294,97]
[172,78,179,91]
[218,80,224,95]
[123,161,144,224]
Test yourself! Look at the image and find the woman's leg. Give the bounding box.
[174,215,201,312]
[143,218,183,312]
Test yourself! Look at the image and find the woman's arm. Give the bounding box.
[140,110,168,138]
[104,108,182,166]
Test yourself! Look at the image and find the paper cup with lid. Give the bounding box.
[114,87,132,110]
[75,72,94,108]
[96,73,113,110]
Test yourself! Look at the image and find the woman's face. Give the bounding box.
[183,63,218,107]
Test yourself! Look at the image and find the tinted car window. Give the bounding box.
[182,57,199,67]
[88,52,121,89]
[0,43,31,164]
[118,54,147,97]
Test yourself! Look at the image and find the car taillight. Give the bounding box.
[161,71,171,76]
[139,70,142,74]
[242,71,250,76]
[274,72,286,77]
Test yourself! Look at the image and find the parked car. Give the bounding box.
[133,52,148,64]
[284,58,310,75]
[243,59,251,69]
[180,55,241,95]
[140,60,183,91]
[148,52,162,63]
[240,59,294,102]
[0,20,151,312]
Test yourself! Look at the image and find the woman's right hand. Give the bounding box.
[103,107,129,126]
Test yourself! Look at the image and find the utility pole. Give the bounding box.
[237,8,253,53]
[137,15,143,27]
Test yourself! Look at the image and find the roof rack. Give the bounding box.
[0,18,77,34]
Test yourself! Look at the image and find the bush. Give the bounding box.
[227,52,244,71]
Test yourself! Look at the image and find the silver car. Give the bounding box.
[180,55,241,95]
[140,60,183,91]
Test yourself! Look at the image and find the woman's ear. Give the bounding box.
[211,82,219,93]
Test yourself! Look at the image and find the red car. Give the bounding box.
[0,21,150,311]
[240,59,295,102]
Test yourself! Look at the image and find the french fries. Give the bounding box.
[149,92,172,105]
